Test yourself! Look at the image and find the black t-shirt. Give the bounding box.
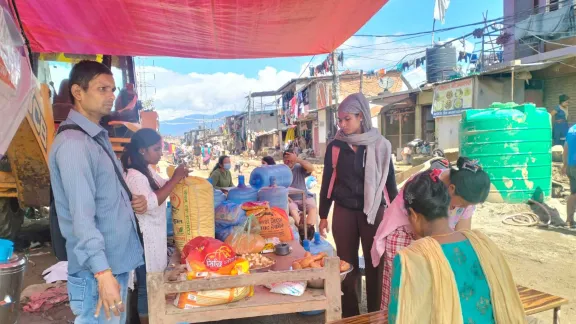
[319,140,398,218]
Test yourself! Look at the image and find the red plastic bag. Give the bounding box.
[181,237,237,274]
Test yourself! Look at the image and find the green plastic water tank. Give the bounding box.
[459,103,552,203]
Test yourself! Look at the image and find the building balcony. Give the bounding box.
[511,3,576,59]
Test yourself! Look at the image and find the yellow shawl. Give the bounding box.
[396,229,526,324]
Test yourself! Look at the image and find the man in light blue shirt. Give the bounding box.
[49,61,147,323]
[563,123,576,229]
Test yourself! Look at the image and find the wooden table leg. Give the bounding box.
[554,306,561,324]
[302,191,307,239]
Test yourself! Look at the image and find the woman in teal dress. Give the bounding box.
[388,169,525,324]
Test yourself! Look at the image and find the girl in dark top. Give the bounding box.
[319,93,398,317]
[261,156,276,165]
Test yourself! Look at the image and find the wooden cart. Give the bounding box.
[147,241,343,323]
[329,285,569,324]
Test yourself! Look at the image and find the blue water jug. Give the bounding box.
[309,232,335,257]
[0,239,14,263]
[257,176,289,215]
[166,202,174,237]
[209,178,227,208]
[227,175,258,205]
[214,187,226,208]
[291,225,300,242]
[249,165,293,189]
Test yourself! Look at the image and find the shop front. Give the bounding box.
[292,112,317,156]
[383,105,416,154]
[254,129,279,155]
[432,77,474,150]
[372,91,417,154]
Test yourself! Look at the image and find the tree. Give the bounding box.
[142,98,156,111]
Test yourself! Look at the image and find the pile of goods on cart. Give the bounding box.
[162,163,352,311]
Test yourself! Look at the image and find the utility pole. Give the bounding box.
[332,51,340,106]
[359,69,364,94]
[432,20,436,44]
[275,96,282,149]
[331,51,340,135]
[202,115,206,142]
[247,93,252,149]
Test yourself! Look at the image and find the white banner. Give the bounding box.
[0,7,37,158]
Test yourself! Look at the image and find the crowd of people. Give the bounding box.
[49,60,534,323]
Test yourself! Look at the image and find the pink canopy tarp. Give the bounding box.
[11,0,388,58]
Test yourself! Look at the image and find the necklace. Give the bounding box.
[430,231,456,238]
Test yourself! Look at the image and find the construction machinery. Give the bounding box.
[0,50,159,239]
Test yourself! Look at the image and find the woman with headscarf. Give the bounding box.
[318,93,398,317]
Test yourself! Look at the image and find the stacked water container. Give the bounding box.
[227,175,258,205]
[249,165,293,189]
[257,176,289,214]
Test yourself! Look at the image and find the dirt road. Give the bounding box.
[18,157,575,323]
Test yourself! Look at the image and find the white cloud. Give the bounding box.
[141,66,297,121]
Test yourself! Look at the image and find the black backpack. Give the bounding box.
[49,125,142,261]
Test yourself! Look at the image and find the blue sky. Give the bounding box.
[150,0,503,78]
[133,0,504,121]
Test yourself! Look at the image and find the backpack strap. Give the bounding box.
[326,145,340,199]
[53,124,142,243]
[56,125,133,200]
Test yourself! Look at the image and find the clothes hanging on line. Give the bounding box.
[470,54,479,64]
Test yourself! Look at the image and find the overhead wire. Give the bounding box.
[345,0,573,52]
[273,0,573,92]
[296,55,317,79]
[353,17,507,38]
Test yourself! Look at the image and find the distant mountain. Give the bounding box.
[160,111,238,135]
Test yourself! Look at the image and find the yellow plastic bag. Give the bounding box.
[175,259,254,308]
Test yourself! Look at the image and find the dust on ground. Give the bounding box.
[19,157,576,323]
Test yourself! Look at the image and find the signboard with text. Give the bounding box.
[432,78,473,117]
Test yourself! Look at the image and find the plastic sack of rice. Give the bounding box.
[168,174,215,251]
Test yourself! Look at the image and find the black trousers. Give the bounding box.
[332,203,384,318]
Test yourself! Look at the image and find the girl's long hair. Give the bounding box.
[121,129,162,190]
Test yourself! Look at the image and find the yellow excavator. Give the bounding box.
[0,53,159,239]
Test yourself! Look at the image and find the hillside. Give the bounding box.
[159,111,237,135]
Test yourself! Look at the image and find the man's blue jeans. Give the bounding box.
[67,270,130,324]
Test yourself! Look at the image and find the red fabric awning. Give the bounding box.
[12,0,388,58]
